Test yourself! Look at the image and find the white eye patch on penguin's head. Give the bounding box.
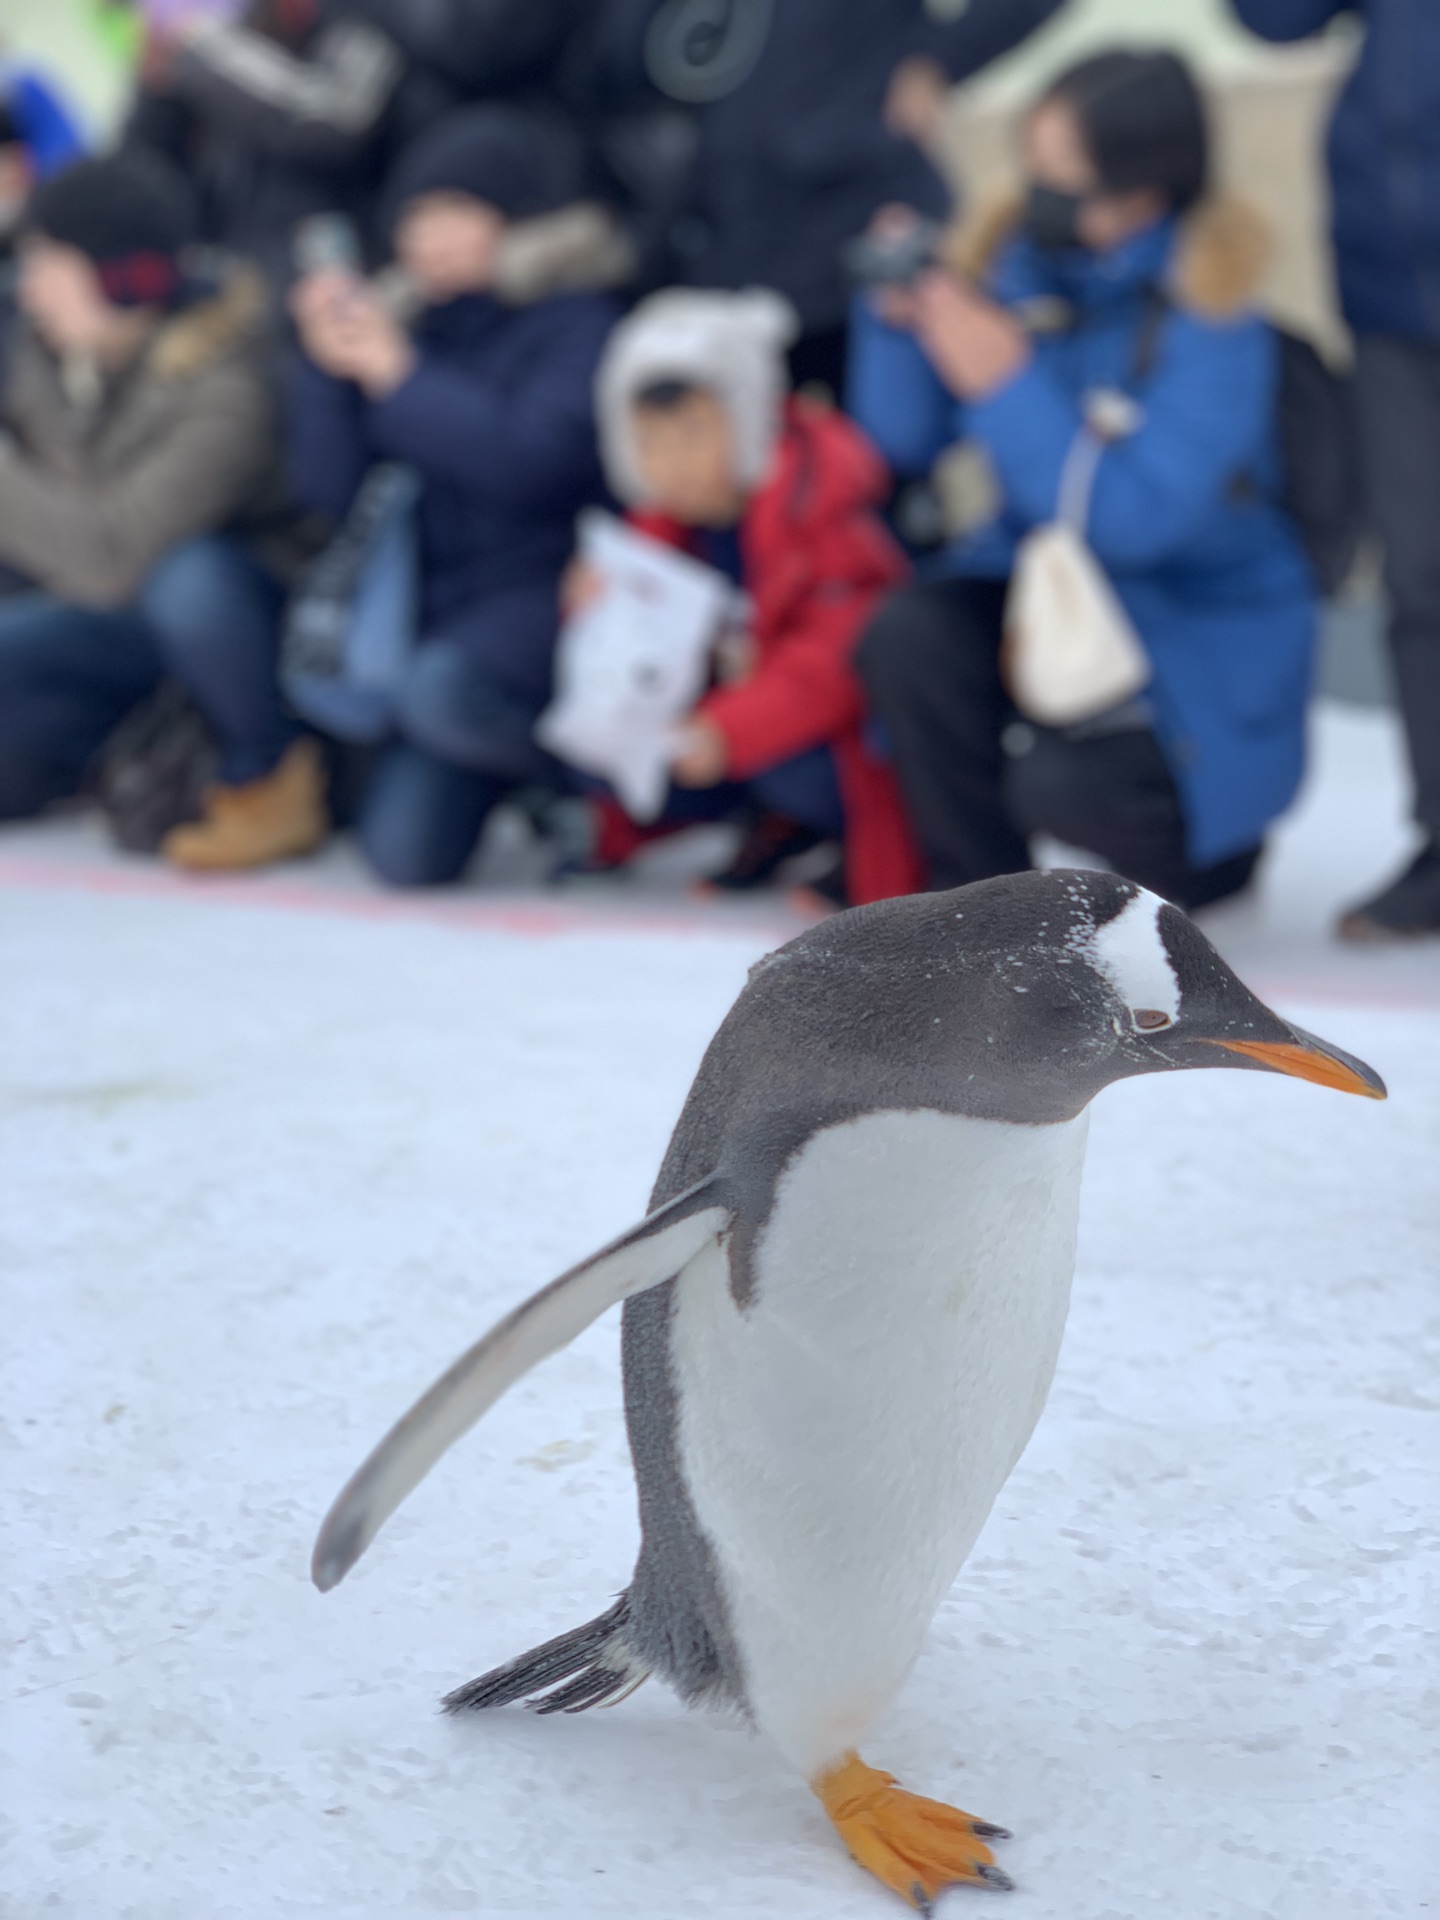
[935,869,1387,1117]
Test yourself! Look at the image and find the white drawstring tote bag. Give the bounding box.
[1003,406,1152,727]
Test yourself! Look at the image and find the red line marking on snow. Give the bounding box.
[2,855,1435,1007]
[0,854,809,944]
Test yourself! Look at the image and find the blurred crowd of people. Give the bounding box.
[0,0,1436,939]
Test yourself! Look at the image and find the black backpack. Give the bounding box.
[94,680,218,853]
[1132,293,1363,596]
[1270,327,1363,596]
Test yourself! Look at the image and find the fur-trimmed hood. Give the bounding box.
[374,202,637,324]
[493,202,637,306]
[147,259,271,380]
[945,191,1271,321]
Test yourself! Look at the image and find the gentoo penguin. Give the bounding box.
[312,870,1385,1910]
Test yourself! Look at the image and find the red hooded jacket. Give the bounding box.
[630,399,923,905]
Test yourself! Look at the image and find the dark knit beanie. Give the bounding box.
[383,104,585,237]
[29,150,199,307]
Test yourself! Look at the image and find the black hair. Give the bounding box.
[0,100,21,151]
[632,377,712,410]
[29,150,199,263]
[1041,49,1209,215]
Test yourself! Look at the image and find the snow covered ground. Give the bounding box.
[2,702,1436,1919]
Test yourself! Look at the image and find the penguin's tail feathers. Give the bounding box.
[441,1594,650,1717]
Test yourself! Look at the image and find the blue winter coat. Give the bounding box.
[290,289,617,624]
[1232,0,1440,342]
[848,207,1318,866]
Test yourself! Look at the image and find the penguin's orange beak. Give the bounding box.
[1205,1027,1387,1099]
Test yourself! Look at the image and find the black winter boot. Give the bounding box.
[1337,842,1440,941]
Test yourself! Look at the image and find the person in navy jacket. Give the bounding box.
[572,0,1066,395]
[288,104,619,884]
[1229,0,1440,939]
[850,50,1316,912]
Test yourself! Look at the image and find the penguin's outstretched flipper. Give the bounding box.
[311,1179,730,1594]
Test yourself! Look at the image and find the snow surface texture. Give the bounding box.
[2,703,1437,1919]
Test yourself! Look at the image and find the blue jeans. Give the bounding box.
[141,535,294,784]
[0,535,292,820]
[358,746,508,887]
[358,741,846,891]
[0,594,159,818]
[358,583,562,887]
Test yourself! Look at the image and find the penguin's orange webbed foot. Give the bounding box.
[813,1752,1013,1911]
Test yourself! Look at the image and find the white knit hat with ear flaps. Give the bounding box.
[596,287,799,505]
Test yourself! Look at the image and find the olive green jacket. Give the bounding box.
[0,263,281,608]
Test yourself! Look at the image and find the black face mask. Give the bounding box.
[1023,183,1088,252]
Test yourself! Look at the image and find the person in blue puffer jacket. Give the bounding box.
[850,49,1316,912]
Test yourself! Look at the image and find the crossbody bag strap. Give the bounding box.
[1055,284,1169,536]
[1129,283,1170,385]
[1055,427,1106,534]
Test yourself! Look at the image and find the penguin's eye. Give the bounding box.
[1131,1008,1174,1031]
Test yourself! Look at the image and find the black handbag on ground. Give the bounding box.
[94,680,219,853]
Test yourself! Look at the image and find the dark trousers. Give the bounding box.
[650,744,845,839]
[856,577,1259,911]
[358,583,561,887]
[1353,335,1440,843]
[787,323,850,403]
[0,535,294,820]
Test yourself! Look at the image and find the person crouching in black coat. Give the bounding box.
[284,104,622,886]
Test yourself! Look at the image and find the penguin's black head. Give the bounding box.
[822,870,1387,1123]
[1054,872,1385,1105]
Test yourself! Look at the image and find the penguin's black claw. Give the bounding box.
[911,1883,933,1917]
[970,1820,1011,1841]
[974,1862,1016,1891]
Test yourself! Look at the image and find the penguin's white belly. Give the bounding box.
[669,1106,1088,1776]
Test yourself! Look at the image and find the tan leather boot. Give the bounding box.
[163,738,329,872]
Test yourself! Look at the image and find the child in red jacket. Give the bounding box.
[579,288,921,907]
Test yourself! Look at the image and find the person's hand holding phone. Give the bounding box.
[290,267,415,400]
[849,205,935,329]
[912,269,1030,401]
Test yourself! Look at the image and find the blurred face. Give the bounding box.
[1023,97,1166,251]
[629,389,746,526]
[394,192,506,301]
[17,237,154,362]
